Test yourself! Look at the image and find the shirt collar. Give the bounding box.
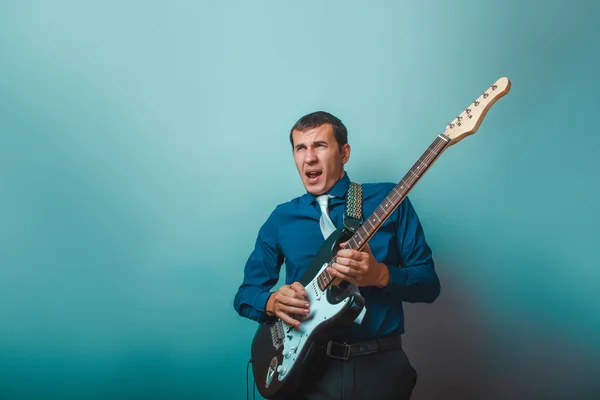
[302,172,351,206]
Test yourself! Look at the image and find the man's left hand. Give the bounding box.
[328,242,390,288]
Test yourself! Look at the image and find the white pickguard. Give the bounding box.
[274,263,358,381]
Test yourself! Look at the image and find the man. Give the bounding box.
[233,111,441,399]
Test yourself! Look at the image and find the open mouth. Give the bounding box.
[305,170,322,184]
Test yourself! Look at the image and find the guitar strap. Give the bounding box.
[343,182,363,233]
[344,182,368,325]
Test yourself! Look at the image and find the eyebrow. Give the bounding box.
[295,140,328,150]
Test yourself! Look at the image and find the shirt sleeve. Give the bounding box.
[385,197,441,303]
[233,208,284,323]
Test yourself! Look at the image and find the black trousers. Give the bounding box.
[280,346,417,400]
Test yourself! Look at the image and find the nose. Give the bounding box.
[304,148,317,164]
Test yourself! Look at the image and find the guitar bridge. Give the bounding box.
[270,320,285,350]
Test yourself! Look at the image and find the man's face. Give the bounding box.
[292,124,350,195]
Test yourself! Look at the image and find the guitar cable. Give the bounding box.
[246,358,256,400]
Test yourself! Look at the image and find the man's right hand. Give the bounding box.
[266,282,310,327]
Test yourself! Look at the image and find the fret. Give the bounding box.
[426,148,438,156]
[357,234,364,248]
[356,228,370,242]
[349,237,358,250]
[360,226,370,239]
[416,159,427,170]
[366,219,375,230]
[356,230,363,242]
[354,231,366,248]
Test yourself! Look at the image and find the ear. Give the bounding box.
[341,144,351,164]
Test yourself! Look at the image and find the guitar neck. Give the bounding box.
[317,134,451,290]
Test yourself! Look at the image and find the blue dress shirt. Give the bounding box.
[233,173,440,341]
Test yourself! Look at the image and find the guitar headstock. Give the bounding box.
[444,77,511,145]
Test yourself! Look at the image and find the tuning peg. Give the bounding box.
[491,84,498,90]
[482,92,489,99]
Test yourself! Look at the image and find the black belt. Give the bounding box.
[323,335,402,361]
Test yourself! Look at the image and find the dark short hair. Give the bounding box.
[289,111,348,150]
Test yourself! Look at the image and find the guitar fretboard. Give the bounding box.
[317,134,451,291]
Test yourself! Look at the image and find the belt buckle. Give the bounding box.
[326,341,351,360]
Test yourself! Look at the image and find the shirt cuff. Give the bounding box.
[386,264,408,287]
[254,290,273,313]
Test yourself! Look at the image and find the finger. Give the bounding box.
[327,266,357,284]
[329,263,358,277]
[279,304,310,316]
[336,248,361,259]
[290,281,307,296]
[280,285,306,301]
[334,256,363,269]
[342,248,370,263]
[279,295,310,309]
[277,311,301,327]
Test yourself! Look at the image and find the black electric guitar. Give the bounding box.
[251,77,512,399]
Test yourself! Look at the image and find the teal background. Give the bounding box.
[1,1,599,399]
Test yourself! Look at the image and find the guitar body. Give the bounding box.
[251,227,365,399]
